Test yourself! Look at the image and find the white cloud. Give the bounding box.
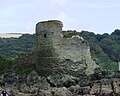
[55,12,77,30]
[59,12,75,23]
[76,0,120,8]
[50,0,67,6]
[0,0,120,34]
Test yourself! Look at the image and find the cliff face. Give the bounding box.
[36,20,98,76]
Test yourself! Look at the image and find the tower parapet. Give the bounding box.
[36,20,63,30]
[36,20,62,48]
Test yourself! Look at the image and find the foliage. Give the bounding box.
[62,31,80,38]
[11,52,36,75]
[80,30,120,71]
[0,29,120,72]
[15,63,36,75]
[0,55,14,74]
[0,34,35,58]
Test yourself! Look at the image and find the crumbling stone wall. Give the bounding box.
[56,36,97,75]
[36,20,98,76]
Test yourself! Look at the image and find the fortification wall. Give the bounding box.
[56,36,89,62]
[36,20,98,76]
[54,35,97,74]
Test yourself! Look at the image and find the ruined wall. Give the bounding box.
[36,20,98,76]
[54,36,97,75]
[56,36,88,62]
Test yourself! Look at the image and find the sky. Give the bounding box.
[0,0,120,34]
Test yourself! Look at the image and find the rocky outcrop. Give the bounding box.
[0,71,120,96]
[46,74,79,87]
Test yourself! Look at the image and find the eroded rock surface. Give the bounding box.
[0,71,120,96]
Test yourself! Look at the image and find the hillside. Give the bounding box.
[80,29,120,71]
[0,34,35,57]
[0,29,120,71]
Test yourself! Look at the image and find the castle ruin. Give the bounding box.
[36,20,98,76]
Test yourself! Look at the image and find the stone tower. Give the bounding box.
[36,20,98,76]
[36,20,63,76]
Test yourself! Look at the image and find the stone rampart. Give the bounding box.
[36,20,98,76]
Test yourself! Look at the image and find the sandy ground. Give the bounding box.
[0,33,22,38]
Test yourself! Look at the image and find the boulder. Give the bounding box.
[27,71,50,89]
[36,87,72,96]
[47,74,79,87]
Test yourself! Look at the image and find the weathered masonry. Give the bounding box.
[36,20,98,76]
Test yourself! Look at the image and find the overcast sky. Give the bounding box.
[0,0,120,34]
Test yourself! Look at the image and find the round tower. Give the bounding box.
[36,20,63,76]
